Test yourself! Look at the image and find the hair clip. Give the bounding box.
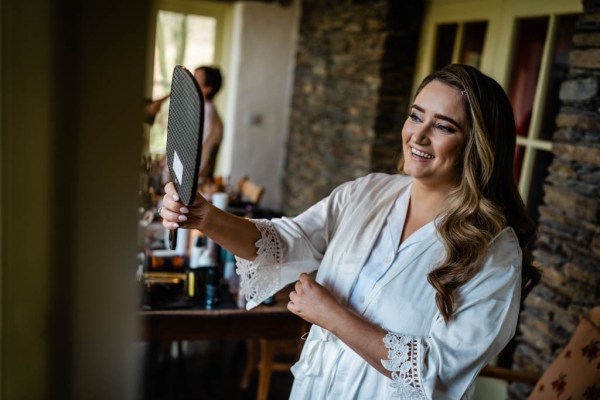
[461,90,467,96]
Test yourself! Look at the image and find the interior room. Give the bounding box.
[1,0,598,399]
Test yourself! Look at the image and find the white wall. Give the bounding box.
[219,0,301,211]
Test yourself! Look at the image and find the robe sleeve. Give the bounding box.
[235,178,360,309]
[380,228,523,399]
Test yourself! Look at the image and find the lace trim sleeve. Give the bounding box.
[381,332,427,399]
[235,219,283,305]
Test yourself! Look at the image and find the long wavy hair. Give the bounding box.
[398,64,540,322]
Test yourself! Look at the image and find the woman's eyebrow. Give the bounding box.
[411,104,462,129]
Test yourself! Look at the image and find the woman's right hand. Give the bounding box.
[160,182,262,261]
[159,182,211,231]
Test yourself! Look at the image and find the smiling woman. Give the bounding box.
[159,64,539,399]
[399,65,539,325]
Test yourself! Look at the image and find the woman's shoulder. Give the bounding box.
[329,173,412,203]
[326,173,411,211]
[348,172,412,191]
[484,227,522,269]
[459,227,523,295]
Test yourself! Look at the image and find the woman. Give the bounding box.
[160,64,539,399]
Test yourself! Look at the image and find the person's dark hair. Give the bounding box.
[398,64,540,322]
[195,66,222,100]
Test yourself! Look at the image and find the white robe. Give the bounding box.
[236,173,522,399]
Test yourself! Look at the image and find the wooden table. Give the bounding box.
[138,287,306,342]
[139,287,306,400]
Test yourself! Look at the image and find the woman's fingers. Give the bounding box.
[160,207,180,230]
[295,279,303,293]
[160,184,211,231]
[164,182,179,200]
[160,185,187,230]
[288,291,301,314]
[162,193,188,214]
[298,272,314,285]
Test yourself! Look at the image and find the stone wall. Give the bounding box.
[510,0,600,397]
[282,0,423,216]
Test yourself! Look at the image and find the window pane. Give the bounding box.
[183,15,216,72]
[434,24,457,70]
[459,21,487,69]
[539,14,578,140]
[527,149,554,222]
[507,17,549,138]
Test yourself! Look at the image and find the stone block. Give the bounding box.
[559,77,598,102]
[547,160,577,179]
[541,277,574,300]
[573,32,600,47]
[553,143,600,167]
[524,291,567,318]
[543,185,599,221]
[554,307,579,334]
[540,264,566,287]
[555,112,600,131]
[563,241,600,270]
[538,205,568,226]
[532,248,564,269]
[519,315,552,350]
[536,236,564,262]
[570,49,600,69]
[581,169,600,186]
[564,262,597,283]
[579,11,600,24]
[593,231,600,256]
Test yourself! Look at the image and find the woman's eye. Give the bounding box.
[436,124,455,133]
[408,113,421,122]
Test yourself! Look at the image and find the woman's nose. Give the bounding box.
[412,124,430,144]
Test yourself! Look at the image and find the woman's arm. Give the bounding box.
[288,272,392,377]
[160,182,260,260]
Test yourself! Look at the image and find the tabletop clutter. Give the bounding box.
[139,188,276,311]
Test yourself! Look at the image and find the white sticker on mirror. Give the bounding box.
[173,151,184,184]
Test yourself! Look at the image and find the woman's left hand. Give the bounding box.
[288,273,390,377]
[287,273,343,330]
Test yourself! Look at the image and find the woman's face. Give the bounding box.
[401,80,468,190]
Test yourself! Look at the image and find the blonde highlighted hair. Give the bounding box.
[399,64,539,322]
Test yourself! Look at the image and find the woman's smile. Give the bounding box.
[410,146,435,159]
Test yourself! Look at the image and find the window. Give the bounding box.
[148,11,218,154]
[433,21,487,70]
[146,1,231,155]
[509,14,578,221]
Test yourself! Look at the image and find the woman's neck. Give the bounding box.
[410,180,452,220]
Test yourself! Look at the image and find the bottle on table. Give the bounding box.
[197,248,219,309]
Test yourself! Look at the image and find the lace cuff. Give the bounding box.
[235,219,283,307]
[381,332,427,399]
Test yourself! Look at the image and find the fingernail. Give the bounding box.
[178,215,187,222]
[172,223,179,229]
[180,207,189,214]
[173,193,179,201]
